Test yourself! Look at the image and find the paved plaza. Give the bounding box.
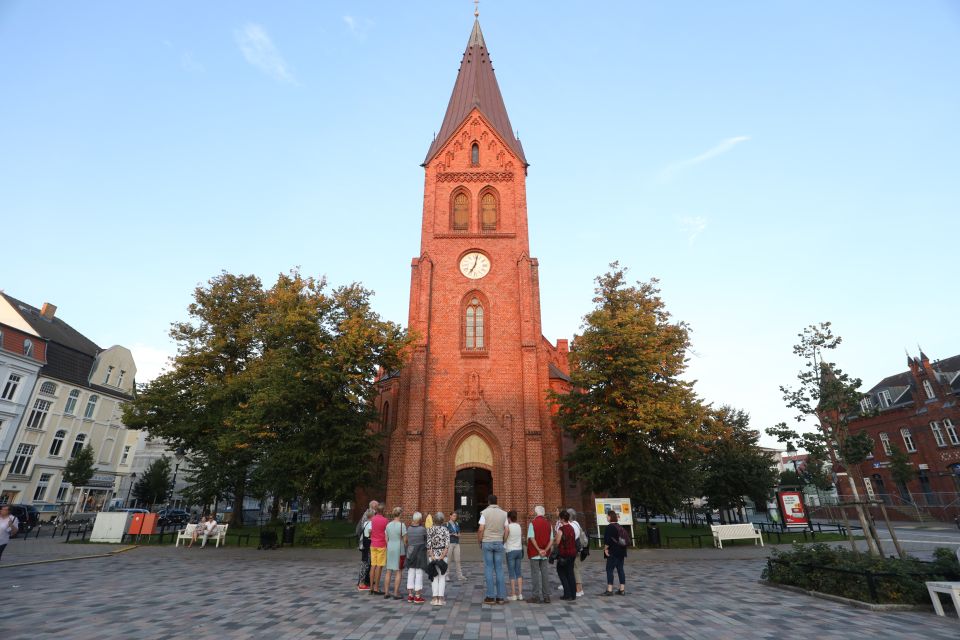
[1,539,957,640]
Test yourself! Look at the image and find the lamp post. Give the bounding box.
[125,472,137,508]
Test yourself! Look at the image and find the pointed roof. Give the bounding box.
[424,20,527,166]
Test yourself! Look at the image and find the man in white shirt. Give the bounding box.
[0,505,20,562]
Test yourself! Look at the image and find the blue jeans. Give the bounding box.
[482,541,506,599]
[506,550,523,579]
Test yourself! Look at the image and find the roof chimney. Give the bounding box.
[40,302,57,320]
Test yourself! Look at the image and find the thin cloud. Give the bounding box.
[679,216,708,245]
[659,136,750,182]
[343,15,373,39]
[234,23,297,84]
[180,51,204,74]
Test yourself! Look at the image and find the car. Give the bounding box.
[6,504,40,533]
[156,509,191,527]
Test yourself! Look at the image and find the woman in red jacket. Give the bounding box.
[554,510,578,601]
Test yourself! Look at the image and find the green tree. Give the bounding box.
[767,322,885,556]
[887,444,916,500]
[700,407,779,521]
[779,469,802,487]
[133,456,172,506]
[63,444,95,486]
[552,264,707,519]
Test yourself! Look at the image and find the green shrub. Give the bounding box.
[762,543,960,604]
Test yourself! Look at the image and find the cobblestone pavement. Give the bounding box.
[3,545,957,640]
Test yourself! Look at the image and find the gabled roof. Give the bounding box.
[863,353,960,411]
[1,293,100,357]
[423,20,527,167]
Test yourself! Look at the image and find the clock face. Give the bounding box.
[459,252,491,279]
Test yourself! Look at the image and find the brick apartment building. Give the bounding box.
[835,351,960,522]
[371,20,581,529]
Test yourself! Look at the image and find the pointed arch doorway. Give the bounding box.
[453,433,494,531]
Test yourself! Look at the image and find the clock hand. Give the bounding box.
[472,256,479,270]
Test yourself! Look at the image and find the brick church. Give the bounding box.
[372,19,579,529]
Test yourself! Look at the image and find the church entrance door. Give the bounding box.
[454,467,492,532]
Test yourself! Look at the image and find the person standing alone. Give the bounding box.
[446,511,466,580]
[477,494,508,605]
[526,505,552,603]
[602,509,628,596]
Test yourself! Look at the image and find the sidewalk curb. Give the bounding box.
[759,580,935,613]
[0,545,138,569]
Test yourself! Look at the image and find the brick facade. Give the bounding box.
[832,352,960,522]
[372,22,576,527]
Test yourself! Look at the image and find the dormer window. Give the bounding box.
[23,339,33,357]
[104,365,114,385]
[878,390,892,408]
[117,370,126,387]
[859,396,873,413]
[922,379,935,400]
[471,142,479,166]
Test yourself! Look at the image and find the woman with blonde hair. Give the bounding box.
[383,507,407,599]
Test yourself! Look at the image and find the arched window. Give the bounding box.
[50,430,66,456]
[381,402,390,432]
[64,389,80,415]
[71,433,87,458]
[83,395,98,419]
[23,339,33,357]
[471,142,479,166]
[465,297,484,350]
[452,191,469,231]
[480,192,498,231]
[40,381,57,396]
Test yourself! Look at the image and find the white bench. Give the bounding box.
[175,523,229,548]
[710,524,763,549]
[926,548,960,619]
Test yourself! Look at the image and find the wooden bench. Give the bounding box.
[926,548,960,618]
[710,524,763,549]
[175,523,229,548]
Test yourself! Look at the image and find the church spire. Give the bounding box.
[423,19,527,166]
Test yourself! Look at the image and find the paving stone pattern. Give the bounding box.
[3,546,956,639]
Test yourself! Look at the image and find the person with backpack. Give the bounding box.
[601,510,628,596]
[553,510,578,601]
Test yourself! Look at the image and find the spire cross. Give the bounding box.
[474,0,479,18]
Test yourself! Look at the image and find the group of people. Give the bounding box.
[355,495,629,605]
[186,513,219,548]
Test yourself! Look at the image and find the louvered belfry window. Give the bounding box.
[481,193,497,231]
[465,297,484,350]
[453,192,469,230]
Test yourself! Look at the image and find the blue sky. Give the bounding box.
[2,2,958,446]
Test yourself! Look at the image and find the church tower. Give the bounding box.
[377,19,572,528]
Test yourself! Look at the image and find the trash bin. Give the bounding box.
[283,524,296,545]
[646,524,661,547]
[258,529,278,550]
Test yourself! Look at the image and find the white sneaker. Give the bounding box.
[508,595,517,601]
[518,594,524,601]
[557,585,564,591]
[576,591,584,597]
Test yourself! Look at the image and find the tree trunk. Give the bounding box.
[270,494,281,521]
[230,473,246,526]
[845,474,879,556]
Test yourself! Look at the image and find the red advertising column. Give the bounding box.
[777,491,809,527]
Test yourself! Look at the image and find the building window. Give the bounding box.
[83,395,98,419]
[922,379,935,400]
[104,365,114,385]
[931,421,946,447]
[99,438,114,463]
[33,473,52,501]
[50,429,67,456]
[10,443,36,475]
[859,396,873,413]
[120,445,131,465]
[1,373,21,401]
[945,419,960,446]
[452,191,470,231]
[39,381,57,396]
[480,192,498,231]
[26,399,52,429]
[64,389,80,415]
[23,339,33,357]
[381,402,390,432]
[56,483,70,502]
[900,428,916,453]
[878,390,892,408]
[117,370,126,387]
[879,432,892,456]
[71,433,87,458]
[471,142,479,166]
[465,297,484,350]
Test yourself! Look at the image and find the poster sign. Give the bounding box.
[594,498,634,546]
[777,491,808,527]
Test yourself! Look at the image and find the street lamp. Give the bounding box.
[125,472,137,508]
